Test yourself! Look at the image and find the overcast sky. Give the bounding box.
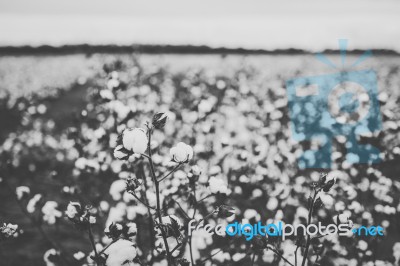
[0,0,399,51]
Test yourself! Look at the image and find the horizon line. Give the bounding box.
[1,44,399,56]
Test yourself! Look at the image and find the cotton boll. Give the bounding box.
[266,197,279,210]
[243,209,260,220]
[106,202,127,226]
[16,186,30,200]
[43,249,58,266]
[65,202,81,219]
[252,188,263,198]
[170,142,193,163]
[27,194,42,213]
[73,251,85,261]
[109,180,127,201]
[122,128,148,154]
[42,201,62,225]
[105,239,137,266]
[319,193,334,209]
[357,240,368,251]
[208,176,229,194]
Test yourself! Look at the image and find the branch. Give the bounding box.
[170,198,190,220]
[88,223,100,266]
[129,192,156,210]
[145,125,173,265]
[300,189,320,266]
[269,247,294,266]
[197,194,213,203]
[158,163,183,182]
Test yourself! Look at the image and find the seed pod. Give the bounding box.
[152,112,168,129]
[217,205,236,218]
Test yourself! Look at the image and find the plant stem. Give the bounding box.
[138,163,156,257]
[171,198,190,220]
[197,194,213,203]
[301,189,319,266]
[98,239,117,256]
[88,223,100,266]
[295,245,300,266]
[158,163,182,182]
[270,248,294,266]
[251,252,256,266]
[146,127,173,265]
[199,248,222,264]
[188,176,198,266]
[130,192,156,210]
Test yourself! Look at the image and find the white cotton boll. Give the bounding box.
[65,202,81,219]
[232,253,246,262]
[275,209,284,220]
[266,197,279,210]
[1,223,19,237]
[89,216,96,224]
[239,175,250,183]
[16,186,30,200]
[170,142,193,163]
[122,128,148,154]
[375,204,384,213]
[126,205,147,220]
[382,220,390,228]
[334,201,346,212]
[43,249,58,266]
[100,89,114,100]
[262,249,275,263]
[319,193,334,209]
[344,186,357,200]
[348,201,363,213]
[73,251,85,261]
[107,79,120,90]
[393,242,400,262]
[198,99,214,114]
[384,205,396,215]
[208,176,229,194]
[243,209,260,220]
[112,101,132,120]
[106,203,127,226]
[94,128,106,139]
[27,194,42,213]
[123,191,136,203]
[209,165,222,176]
[42,201,62,225]
[296,207,309,220]
[213,250,230,263]
[234,186,243,195]
[75,157,87,170]
[252,188,263,198]
[109,180,127,201]
[104,239,137,266]
[357,240,368,251]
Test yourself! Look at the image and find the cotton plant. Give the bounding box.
[0,223,20,241]
[63,112,236,266]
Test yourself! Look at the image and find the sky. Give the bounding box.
[0,0,399,51]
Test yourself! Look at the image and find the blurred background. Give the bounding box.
[1,1,400,266]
